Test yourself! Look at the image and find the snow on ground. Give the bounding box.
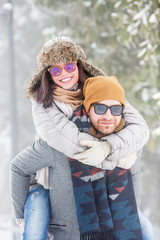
[0,215,21,240]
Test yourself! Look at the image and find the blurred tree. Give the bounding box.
[111,0,160,150]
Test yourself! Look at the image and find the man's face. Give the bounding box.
[88,99,122,135]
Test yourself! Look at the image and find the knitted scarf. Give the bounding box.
[69,105,143,240]
[53,85,83,111]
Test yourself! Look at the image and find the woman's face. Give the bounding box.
[50,62,79,90]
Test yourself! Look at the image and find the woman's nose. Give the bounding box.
[61,67,68,75]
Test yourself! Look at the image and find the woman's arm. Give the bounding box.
[32,100,95,158]
[32,100,149,166]
[10,139,55,220]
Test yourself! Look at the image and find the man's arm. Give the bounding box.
[10,139,55,220]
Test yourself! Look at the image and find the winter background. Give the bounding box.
[0,0,159,239]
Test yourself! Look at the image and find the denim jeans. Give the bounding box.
[22,186,154,240]
[22,186,50,240]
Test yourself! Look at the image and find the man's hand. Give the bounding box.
[116,152,137,169]
[73,140,111,166]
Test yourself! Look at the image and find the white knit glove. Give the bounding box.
[73,140,111,166]
[116,152,137,169]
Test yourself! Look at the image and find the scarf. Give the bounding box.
[69,105,143,240]
[53,84,83,111]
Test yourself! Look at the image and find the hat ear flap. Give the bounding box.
[37,53,41,70]
[81,60,106,78]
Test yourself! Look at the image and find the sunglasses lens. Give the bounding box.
[50,66,61,76]
[111,106,123,116]
[94,104,107,115]
[65,63,76,72]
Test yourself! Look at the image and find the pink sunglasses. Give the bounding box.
[48,62,77,76]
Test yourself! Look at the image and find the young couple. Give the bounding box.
[10,37,153,240]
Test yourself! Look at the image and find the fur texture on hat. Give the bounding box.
[27,37,106,97]
[83,76,125,113]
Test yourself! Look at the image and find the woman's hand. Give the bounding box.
[74,140,111,166]
[116,152,137,169]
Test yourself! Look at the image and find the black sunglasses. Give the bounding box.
[92,104,124,116]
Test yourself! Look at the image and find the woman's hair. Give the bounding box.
[29,60,91,108]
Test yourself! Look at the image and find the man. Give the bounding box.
[11,76,146,240]
[74,76,131,168]
[74,76,153,240]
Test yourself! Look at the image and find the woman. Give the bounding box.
[11,37,152,240]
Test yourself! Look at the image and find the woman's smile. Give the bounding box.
[60,77,72,83]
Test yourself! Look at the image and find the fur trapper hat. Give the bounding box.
[83,76,125,113]
[27,37,106,97]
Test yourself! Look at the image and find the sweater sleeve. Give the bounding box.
[100,100,149,162]
[10,139,55,220]
[32,100,96,158]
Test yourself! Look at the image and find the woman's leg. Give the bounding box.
[138,209,154,240]
[22,186,50,240]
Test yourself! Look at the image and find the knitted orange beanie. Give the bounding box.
[83,76,125,113]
